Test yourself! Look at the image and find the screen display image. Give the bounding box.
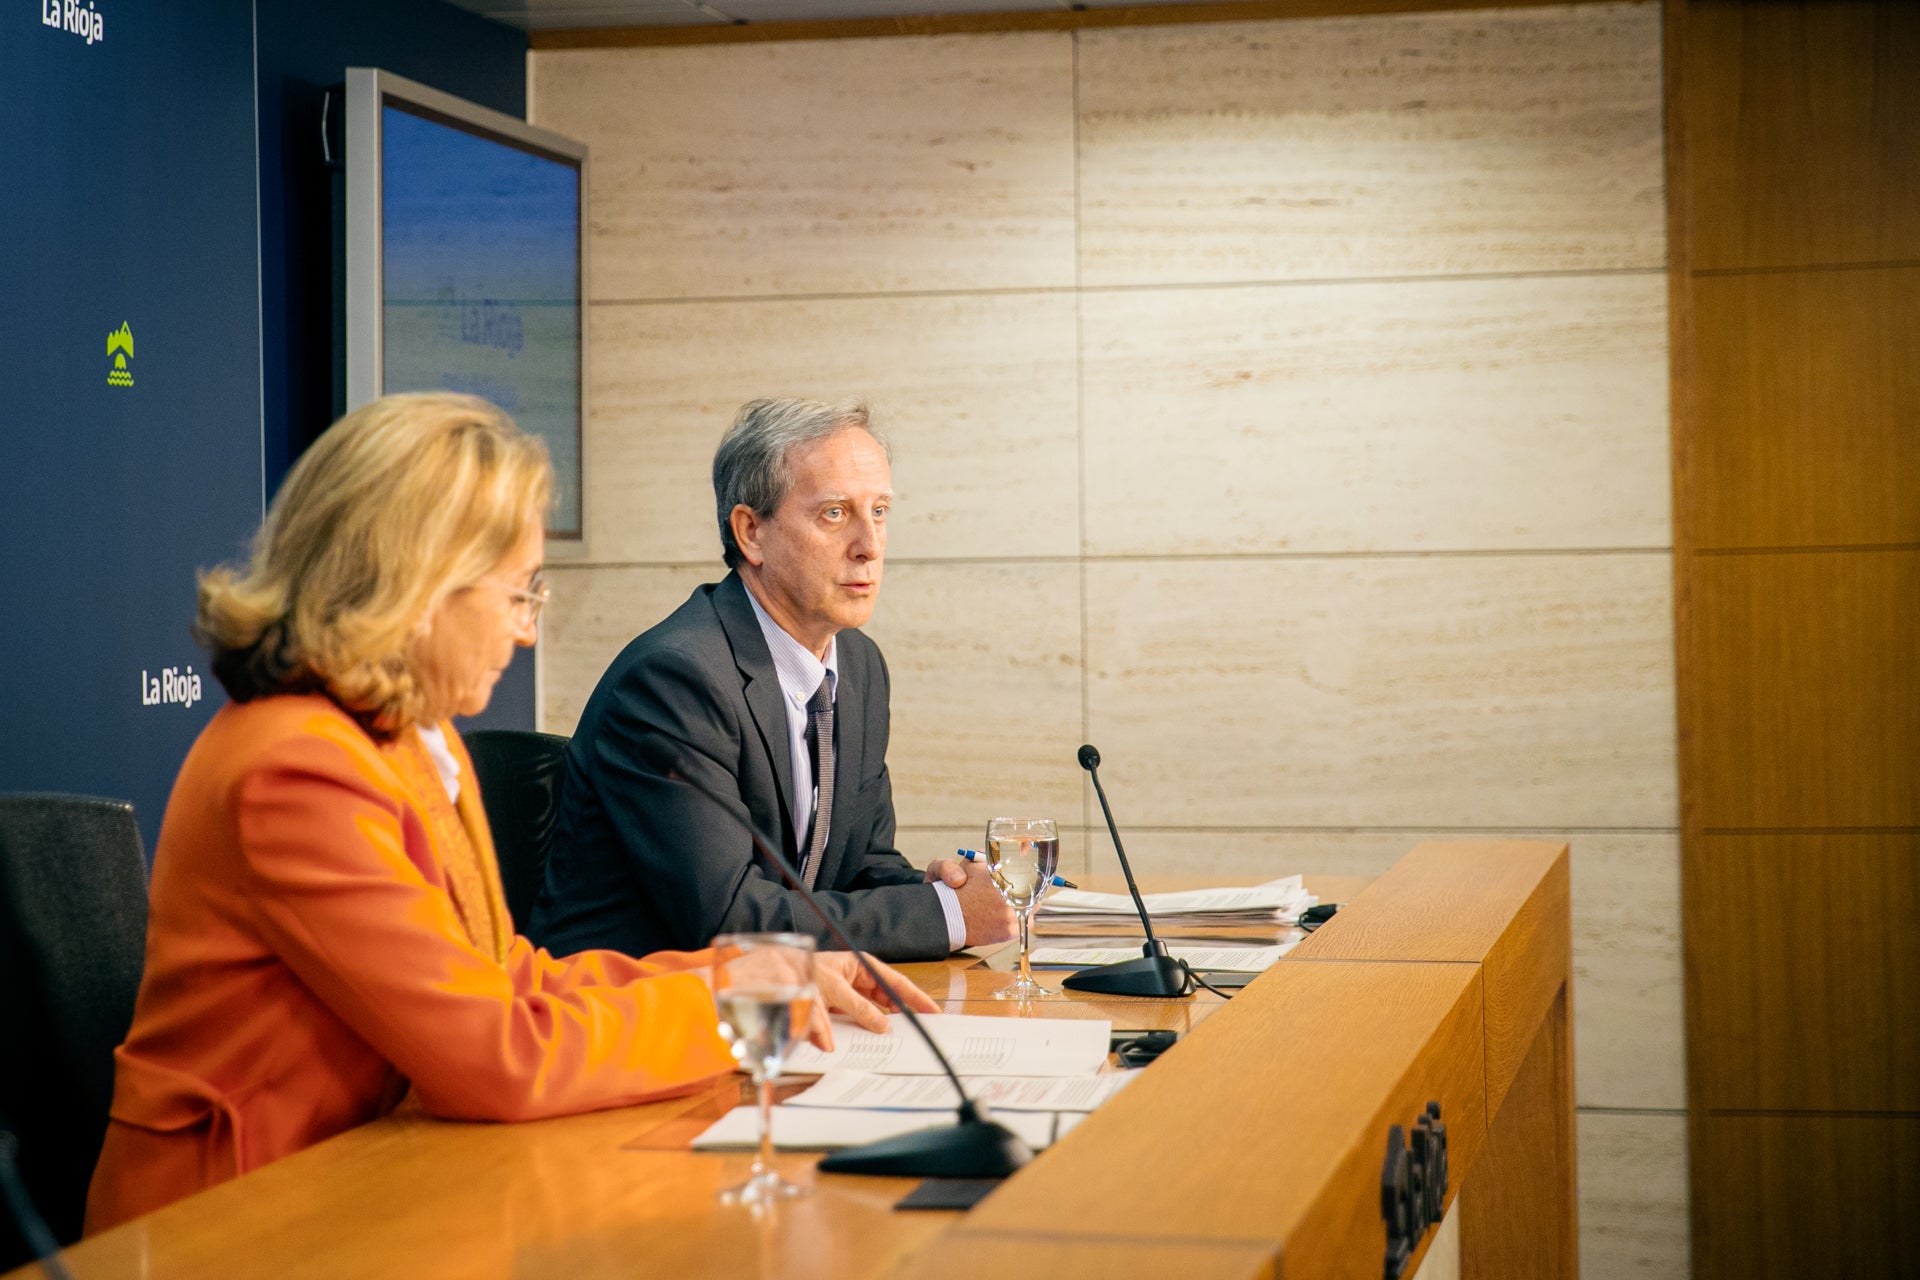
[379,101,583,538]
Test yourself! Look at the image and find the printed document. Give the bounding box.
[1029,942,1298,973]
[786,1069,1139,1112]
[781,1012,1111,1077]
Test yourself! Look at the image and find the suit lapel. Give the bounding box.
[712,573,798,856]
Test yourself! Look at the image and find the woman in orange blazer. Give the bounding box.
[85,393,933,1232]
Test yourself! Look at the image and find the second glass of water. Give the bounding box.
[710,932,817,1206]
[985,816,1059,1000]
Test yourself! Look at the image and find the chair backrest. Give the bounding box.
[462,729,570,932]
[0,793,148,1259]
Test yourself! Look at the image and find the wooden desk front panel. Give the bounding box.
[890,1236,1275,1280]
[1292,839,1571,1119]
[901,960,1487,1280]
[1287,839,1573,1280]
[1459,985,1576,1280]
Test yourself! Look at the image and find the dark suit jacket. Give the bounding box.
[529,573,950,962]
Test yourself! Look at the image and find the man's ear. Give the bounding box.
[730,504,766,568]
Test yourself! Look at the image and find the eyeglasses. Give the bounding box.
[502,572,551,624]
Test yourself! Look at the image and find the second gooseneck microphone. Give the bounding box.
[1060,745,1194,998]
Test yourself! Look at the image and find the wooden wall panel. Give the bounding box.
[1690,1115,1920,1280]
[1688,549,1920,829]
[1682,1,1920,272]
[1685,834,1920,1112]
[1687,266,1920,549]
[1675,4,1920,1276]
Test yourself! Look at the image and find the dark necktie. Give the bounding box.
[802,676,834,890]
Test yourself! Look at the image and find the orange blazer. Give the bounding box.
[85,694,735,1233]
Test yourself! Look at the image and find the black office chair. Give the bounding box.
[463,729,570,932]
[0,794,149,1267]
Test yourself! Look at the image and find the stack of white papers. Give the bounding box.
[1029,941,1299,973]
[781,1013,1112,1078]
[1036,875,1315,929]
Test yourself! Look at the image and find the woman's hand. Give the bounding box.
[804,952,940,1052]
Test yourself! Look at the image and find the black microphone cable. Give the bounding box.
[1179,963,1238,1000]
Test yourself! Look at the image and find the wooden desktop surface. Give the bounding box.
[20,850,1569,1280]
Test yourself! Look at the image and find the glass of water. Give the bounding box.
[710,932,817,1205]
[985,817,1059,1001]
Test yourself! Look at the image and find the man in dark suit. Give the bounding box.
[531,399,1015,962]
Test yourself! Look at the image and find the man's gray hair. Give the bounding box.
[712,398,888,569]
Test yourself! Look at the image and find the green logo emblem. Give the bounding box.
[107,322,134,387]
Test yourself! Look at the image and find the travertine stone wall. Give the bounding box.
[531,9,1683,1274]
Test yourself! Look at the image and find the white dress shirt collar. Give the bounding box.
[743,583,837,844]
[743,585,837,711]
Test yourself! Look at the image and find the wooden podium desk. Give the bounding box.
[20,840,1571,1280]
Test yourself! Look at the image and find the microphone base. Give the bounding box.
[816,1119,1034,1179]
[1060,953,1194,999]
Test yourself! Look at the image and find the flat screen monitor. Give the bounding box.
[344,68,588,550]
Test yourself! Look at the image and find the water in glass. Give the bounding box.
[985,817,1058,1000]
[711,933,817,1206]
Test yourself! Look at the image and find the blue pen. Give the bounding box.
[956,848,1078,890]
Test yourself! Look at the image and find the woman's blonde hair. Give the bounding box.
[197,392,551,734]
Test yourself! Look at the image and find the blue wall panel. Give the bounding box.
[1,0,265,854]
[1,0,534,854]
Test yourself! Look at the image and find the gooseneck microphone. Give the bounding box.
[653,755,1032,1180]
[1060,745,1194,998]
